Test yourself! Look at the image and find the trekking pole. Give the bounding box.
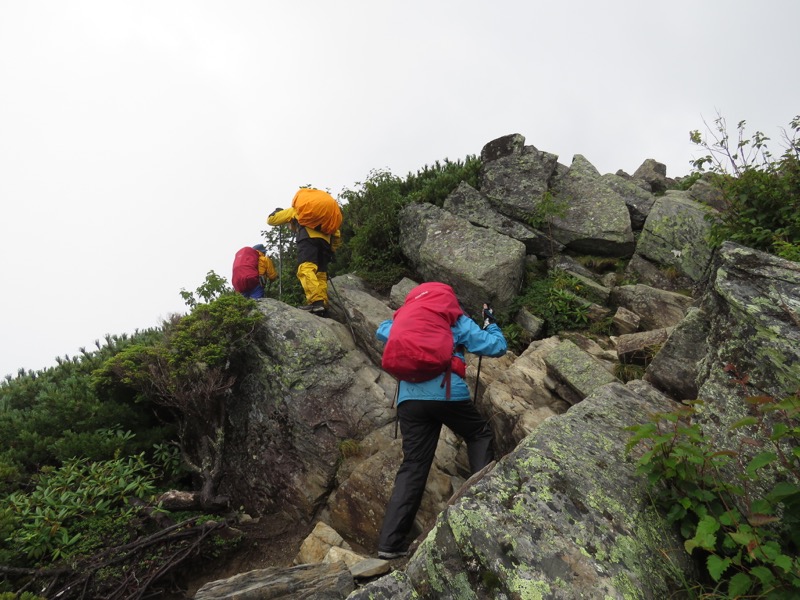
[473,355,483,402]
[278,227,283,301]
[393,381,400,439]
[474,302,493,402]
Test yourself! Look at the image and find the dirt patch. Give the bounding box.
[166,515,315,598]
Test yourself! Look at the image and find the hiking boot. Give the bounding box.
[299,300,325,313]
[377,549,407,560]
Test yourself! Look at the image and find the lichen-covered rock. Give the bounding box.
[221,300,395,520]
[350,382,693,599]
[326,282,394,366]
[636,192,714,282]
[549,155,635,256]
[543,339,619,405]
[389,277,418,309]
[610,284,693,330]
[479,336,568,455]
[443,181,562,256]
[398,203,526,311]
[480,132,526,163]
[695,243,800,464]
[624,253,694,293]
[632,158,668,193]
[644,307,709,401]
[615,327,672,366]
[602,172,657,230]
[479,142,560,222]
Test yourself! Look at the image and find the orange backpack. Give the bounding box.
[291,189,343,235]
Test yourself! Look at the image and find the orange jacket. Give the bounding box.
[267,207,342,251]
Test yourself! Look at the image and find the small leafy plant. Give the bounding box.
[626,372,800,598]
[517,269,590,336]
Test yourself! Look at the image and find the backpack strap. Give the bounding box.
[439,362,454,400]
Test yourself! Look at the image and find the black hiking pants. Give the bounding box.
[377,399,494,554]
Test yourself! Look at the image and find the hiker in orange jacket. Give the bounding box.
[267,202,342,314]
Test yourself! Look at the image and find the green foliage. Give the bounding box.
[338,169,411,291]
[152,441,188,483]
[338,156,482,291]
[690,114,800,259]
[614,362,645,382]
[1,454,156,564]
[338,439,361,459]
[180,270,231,308]
[626,381,800,598]
[527,191,568,230]
[401,156,482,207]
[675,172,703,191]
[0,328,170,493]
[98,293,260,505]
[500,323,527,355]
[515,269,590,336]
[259,222,306,306]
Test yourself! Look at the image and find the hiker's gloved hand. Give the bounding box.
[482,304,496,328]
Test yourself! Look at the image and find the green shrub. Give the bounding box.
[626,382,800,598]
[690,114,800,259]
[180,269,231,309]
[0,329,169,489]
[338,156,482,291]
[98,293,260,508]
[516,270,590,336]
[1,454,157,564]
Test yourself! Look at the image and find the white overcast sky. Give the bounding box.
[1,1,797,378]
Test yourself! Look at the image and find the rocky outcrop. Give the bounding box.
[549,155,636,256]
[479,134,560,222]
[636,191,714,282]
[693,243,800,484]
[443,181,560,256]
[194,562,355,599]
[399,202,526,310]
[221,301,396,520]
[349,381,695,599]
[193,133,799,599]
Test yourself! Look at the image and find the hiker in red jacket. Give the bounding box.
[231,244,277,299]
[375,285,507,560]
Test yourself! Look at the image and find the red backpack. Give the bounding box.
[231,247,260,293]
[381,282,466,384]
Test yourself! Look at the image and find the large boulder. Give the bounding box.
[349,381,694,599]
[543,338,619,405]
[549,155,635,256]
[644,307,709,400]
[326,279,394,366]
[479,136,560,223]
[636,191,714,282]
[602,172,657,231]
[195,562,354,599]
[694,243,800,465]
[478,336,568,455]
[398,202,526,311]
[610,284,694,330]
[325,429,467,551]
[632,158,669,194]
[443,181,562,256]
[221,300,395,520]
